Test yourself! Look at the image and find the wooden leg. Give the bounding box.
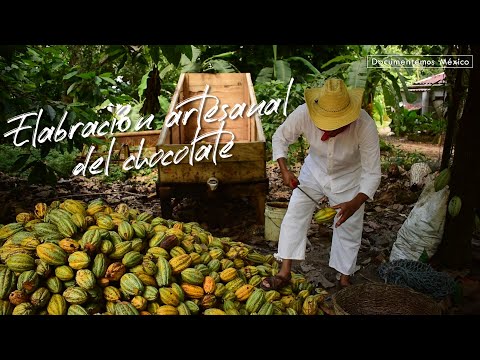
[255,192,266,226]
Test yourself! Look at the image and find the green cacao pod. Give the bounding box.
[434,167,451,192]
[71,213,88,232]
[131,238,144,253]
[0,223,24,243]
[159,287,180,307]
[131,223,146,239]
[114,301,139,315]
[141,258,157,276]
[257,301,274,315]
[0,267,17,300]
[96,215,114,230]
[60,199,87,216]
[55,265,75,281]
[67,304,89,315]
[36,243,67,266]
[224,277,245,293]
[6,253,36,272]
[0,299,14,315]
[203,308,226,315]
[118,221,134,241]
[177,301,191,315]
[143,286,159,302]
[63,286,89,304]
[45,276,63,294]
[17,270,39,294]
[68,251,91,270]
[47,293,67,315]
[314,207,337,224]
[248,275,263,287]
[147,246,170,261]
[122,251,143,268]
[92,253,108,278]
[75,269,97,290]
[100,239,114,255]
[120,273,144,296]
[79,229,102,253]
[184,300,200,315]
[171,282,185,303]
[103,286,123,302]
[448,196,462,218]
[245,288,266,313]
[109,241,132,260]
[200,294,217,309]
[194,264,210,277]
[30,287,51,308]
[155,255,172,287]
[13,302,35,315]
[181,268,205,286]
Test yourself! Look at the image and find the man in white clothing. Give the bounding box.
[260,78,381,289]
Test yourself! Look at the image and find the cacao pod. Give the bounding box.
[314,207,337,224]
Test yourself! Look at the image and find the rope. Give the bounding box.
[378,259,457,300]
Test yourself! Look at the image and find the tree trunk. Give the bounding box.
[440,45,466,170]
[435,45,480,269]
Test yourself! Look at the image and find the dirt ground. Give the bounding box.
[385,136,444,162]
[0,136,478,315]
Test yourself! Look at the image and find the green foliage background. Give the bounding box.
[0,44,446,184]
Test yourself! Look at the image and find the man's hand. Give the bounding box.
[331,193,369,227]
[282,171,299,189]
[277,157,298,189]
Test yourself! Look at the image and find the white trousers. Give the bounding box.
[275,167,365,276]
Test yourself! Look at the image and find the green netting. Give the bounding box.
[378,259,457,300]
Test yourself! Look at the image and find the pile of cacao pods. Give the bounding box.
[0,198,329,315]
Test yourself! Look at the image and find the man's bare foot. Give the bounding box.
[339,274,352,287]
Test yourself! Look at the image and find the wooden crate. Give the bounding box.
[77,130,162,163]
[156,73,268,224]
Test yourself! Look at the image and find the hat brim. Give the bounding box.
[305,87,364,131]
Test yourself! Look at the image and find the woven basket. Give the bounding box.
[331,283,442,315]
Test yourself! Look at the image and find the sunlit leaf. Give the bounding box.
[208,59,237,73]
[63,70,78,80]
[138,70,150,98]
[274,60,291,84]
[100,76,116,85]
[66,83,78,95]
[76,72,96,80]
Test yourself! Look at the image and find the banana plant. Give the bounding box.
[314,45,417,122]
[180,45,239,73]
[256,45,322,84]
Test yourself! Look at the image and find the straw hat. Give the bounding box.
[304,78,364,131]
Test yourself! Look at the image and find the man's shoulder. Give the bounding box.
[286,103,310,122]
[355,109,376,127]
[292,103,308,116]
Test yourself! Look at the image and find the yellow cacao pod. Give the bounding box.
[314,207,337,224]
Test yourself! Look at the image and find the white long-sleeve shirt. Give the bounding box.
[272,104,381,200]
